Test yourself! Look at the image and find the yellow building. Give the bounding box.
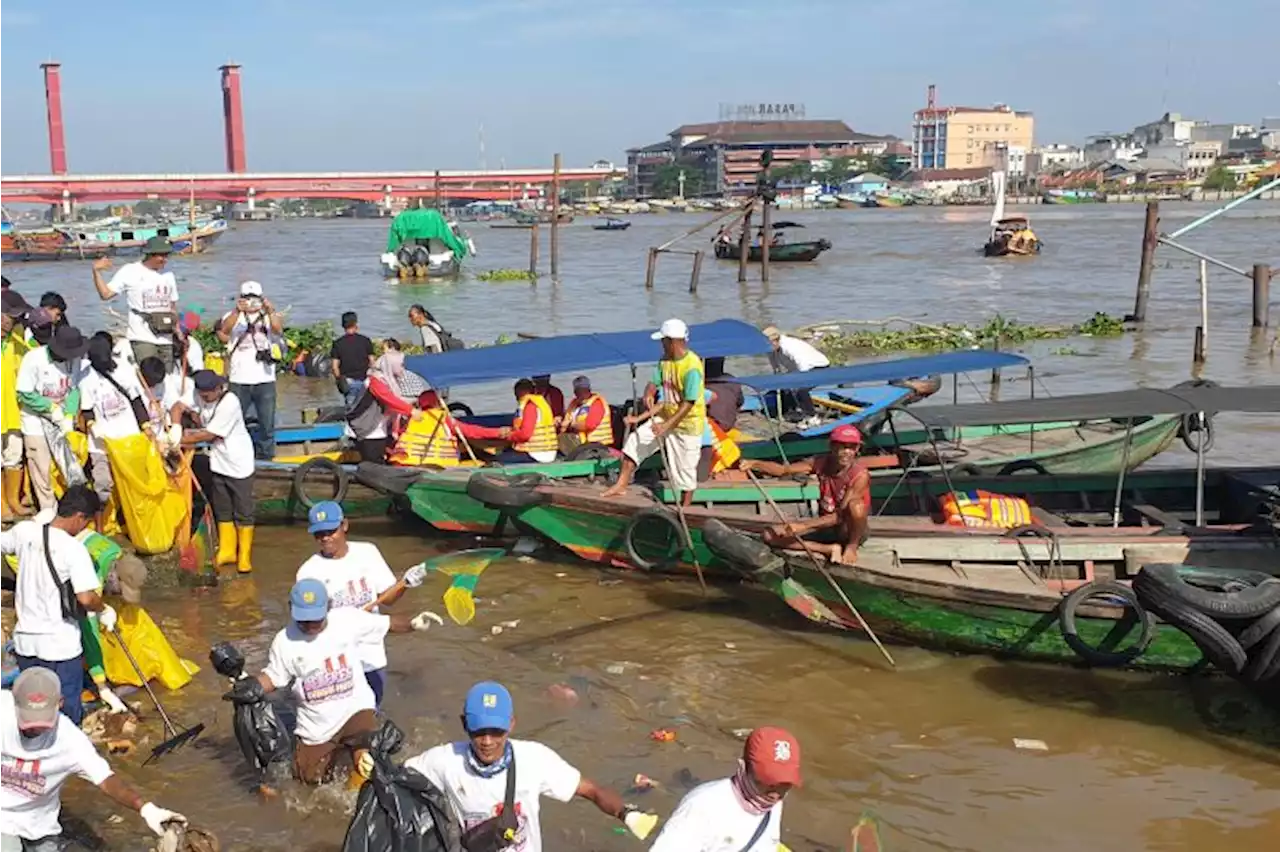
[912,87,1034,171]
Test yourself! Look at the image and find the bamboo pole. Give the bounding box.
[760,197,771,283]
[1128,201,1159,323]
[1194,259,1208,363]
[550,153,561,276]
[529,223,540,277]
[737,204,753,283]
[689,250,703,293]
[644,247,658,290]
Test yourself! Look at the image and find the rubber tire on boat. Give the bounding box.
[702,518,785,578]
[1237,605,1280,651]
[1136,563,1280,620]
[464,471,547,509]
[1057,581,1155,667]
[1172,379,1218,454]
[623,507,684,571]
[950,463,983,477]
[1132,570,1248,675]
[566,442,614,462]
[353,462,430,496]
[291,457,349,509]
[997,459,1050,476]
[1242,616,1280,683]
[448,402,474,418]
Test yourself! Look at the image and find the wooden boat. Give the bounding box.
[1042,189,1102,205]
[713,239,832,262]
[2,231,115,262]
[982,169,1040,257]
[592,218,631,231]
[66,217,228,254]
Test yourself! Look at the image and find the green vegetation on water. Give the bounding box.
[475,268,537,281]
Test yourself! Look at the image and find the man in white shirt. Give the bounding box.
[248,578,443,784]
[0,485,114,726]
[763,325,830,426]
[648,726,801,852]
[404,681,656,852]
[296,500,426,709]
[1,668,186,852]
[15,325,88,514]
[91,237,179,369]
[177,370,257,574]
[216,281,283,460]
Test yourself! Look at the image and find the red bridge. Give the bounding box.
[2,63,621,209]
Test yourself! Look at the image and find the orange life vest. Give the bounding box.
[388,408,460,467]
[513,393,558,456]
[939,489,1033,529]
[568,393,615,446]
[709,420,741,472]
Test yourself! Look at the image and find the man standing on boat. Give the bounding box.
[762,326,829,427]
[217,281,283,460]
[91,238,179,369]
[330,311,376,411]
[740,424,869,565]
[601,318,705,507]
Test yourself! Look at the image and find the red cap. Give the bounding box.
[744,726,802,787]
[830,424,863,446]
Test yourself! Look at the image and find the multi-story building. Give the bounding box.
[1083,134,1143,163]
[1026,143,1085,174]
[910,86,1034,170]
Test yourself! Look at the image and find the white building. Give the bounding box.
[1026,143,1084,173]
[1140,141,1223,179]
[1084,134,1142,163]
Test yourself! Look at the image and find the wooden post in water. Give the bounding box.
[644,247,658,290]
[550,153,561,276]
[528,224,539,278]
[1253,264,1271,328]
[1129,201,1159,323]
[434,170,442,209]
[1194,259,1208,363]
[760,197,771,283]
[737,204,752,283]
[689,250,704,293]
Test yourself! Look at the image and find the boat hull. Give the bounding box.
[713,239,832,262]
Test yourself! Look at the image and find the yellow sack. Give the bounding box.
[99,603,199,691]
[103,433,188,555]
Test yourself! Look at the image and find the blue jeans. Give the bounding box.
[364,668,386,708]
[343,379,367,413]
[231,381,276,460]
[16,654,85,726]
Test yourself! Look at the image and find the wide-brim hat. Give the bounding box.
[48,325,89,360]
[142,236,173,255]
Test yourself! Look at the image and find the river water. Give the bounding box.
[8,203,1280,851]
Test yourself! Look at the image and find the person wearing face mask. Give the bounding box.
[1,667,187,852]
[404,681,658,852]
[647,726,802,852]
[15,324,88,514]
[241,579,444,785]
[79,332,150,521]
[216,281,283,460]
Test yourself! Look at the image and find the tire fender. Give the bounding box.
[291,458,350,509]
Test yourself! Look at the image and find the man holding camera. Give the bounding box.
[91,237,179,369]
[216,281,282,460]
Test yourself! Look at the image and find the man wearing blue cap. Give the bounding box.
[405,681,657,851]
[296,500,428,709]
[250,578,443,784]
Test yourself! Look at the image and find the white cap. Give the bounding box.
[239,280,264,297]
[651,318,689,340]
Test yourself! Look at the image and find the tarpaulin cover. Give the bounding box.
[729,350,1030,393]
[103,434,188,555]
[404,319,770,388]
[386,209,470,258]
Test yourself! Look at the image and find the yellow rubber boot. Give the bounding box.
[2,469,24,520]
[236,525,255,574]
[215,522,238,566]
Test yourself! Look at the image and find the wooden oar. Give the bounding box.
[657,436,707,595]
[743,468,896,668]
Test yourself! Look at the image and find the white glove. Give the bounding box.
[55,413,75,436]
[98,685,129,714]
[402,564,427,588]
[164,423,183,448]
[98,604,117,633]
[410,611,444,632]
[140,802,186,837]
[623,809,659,840]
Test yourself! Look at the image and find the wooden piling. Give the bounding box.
[689,250,704,293]
[434,169,442,208]
[644,247,658,290]
[1129,201,1159,323]
[1194,259,1208,362]
[1253,263,1271,328]
[529,224,539,277]
[737,205,752,283]
[550,153,561,276]
[760,198,771,283]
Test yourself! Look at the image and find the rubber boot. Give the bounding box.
[215,522,238,567]
[2,469,25,520]
[236,525,255,574]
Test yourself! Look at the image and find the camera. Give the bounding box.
[255,348,276,364]
[241,296,264,312]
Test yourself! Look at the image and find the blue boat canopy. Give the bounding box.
[727,350,1030,393]
[403,319,771,388]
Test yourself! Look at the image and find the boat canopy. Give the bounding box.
[403,319,771,388]
[727,350,1030,394]
[909,385,1280,429]
[385,209,469,257]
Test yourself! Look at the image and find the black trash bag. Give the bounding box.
[342,720,463,852]
[211,642,294,780]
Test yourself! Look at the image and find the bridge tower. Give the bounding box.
[220,63,247,173]
[41,62,68,175]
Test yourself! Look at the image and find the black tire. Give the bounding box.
[1243,619,1280,683]
[1173,379,1218,454]
[291,457,349,509]
[1002,523,1056,540]
[703,518,785,578]
[998,459,1050,476]
[623,507,684,571]
[950,462,983,477]
[1133,570,1248,675]
[448,402,474,418]
[1058,581,1155,667]
[1137,563,1280,620]
[353,462,428,496]
[566,442,613,462]
[464,471,547,509]
[1237,605,1280,651]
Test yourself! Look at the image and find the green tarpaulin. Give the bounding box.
[385,209,470,258]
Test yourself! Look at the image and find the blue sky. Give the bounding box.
[2,0,1276,174]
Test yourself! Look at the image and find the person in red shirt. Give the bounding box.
[557,375,614,454]
[533,374,565,419]
[739,424,870,565]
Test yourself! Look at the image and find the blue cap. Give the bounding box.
[308,501,344,534]
[290,578,329,622]
[463,681,514,732]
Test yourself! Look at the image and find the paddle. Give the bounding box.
[364,548,507,625]
[657,437,708,595]
[106,625,205,765]
[742,468,896,668]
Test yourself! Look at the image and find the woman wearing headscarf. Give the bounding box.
[344,347,417,463]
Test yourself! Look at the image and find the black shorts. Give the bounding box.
[210,472,255,525]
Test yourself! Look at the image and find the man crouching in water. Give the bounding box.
[739,424,869,565]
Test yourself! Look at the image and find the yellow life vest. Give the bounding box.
[709,420,741,473]
[2,332,30,435]
[569,393,615,446]
[657,350,707,436]
[389,408,460,467]
[939,489,1033,529]
[513,393,558,456]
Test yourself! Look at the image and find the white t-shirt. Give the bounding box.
[79,366,144,453]
[0,692,114,841]
[14,348,83,437]
[184,335,205,371]
[769,335,830,374]
[196,392,255,479]
[106,261,179,345]
[418,323,443,352]
[220,311,276,385]
[647,778,784,852]
[262,607,388,745]
[1,521,100,662]
[404,739,581,852]
[295,542,398,671]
